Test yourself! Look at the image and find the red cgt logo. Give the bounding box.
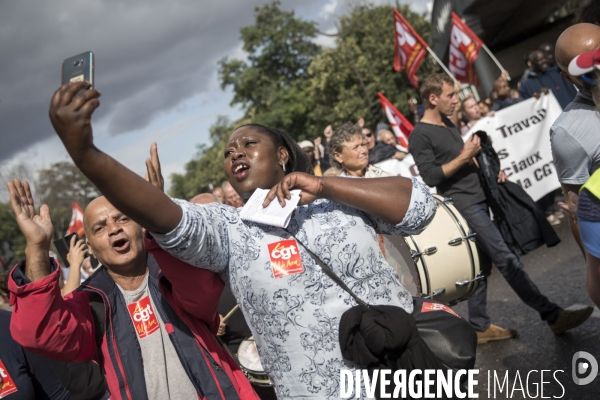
[127,296,160,339]
[421,302,461,318]
[267,239,304,278]
[0,359,18,398]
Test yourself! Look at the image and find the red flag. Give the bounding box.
[66,202,85,237]
[378,92,414,150]
[394,9,428,88]
[449,12,483,85]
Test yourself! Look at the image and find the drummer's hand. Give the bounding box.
[217,314,226,336]
[497,170,508,183]
[49,81,101,161]
[263,172,322,208]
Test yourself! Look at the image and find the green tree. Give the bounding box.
[173,3,436,190]
[169,116,234,199]
[0,202,26,269]
[308,3,435,133]
[218,0,320,139]
[36,161,99,239]
[0,162,38,268]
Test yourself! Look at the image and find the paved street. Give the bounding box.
[451,216,600,399]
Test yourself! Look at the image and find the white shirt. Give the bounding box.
[153,178,436,399]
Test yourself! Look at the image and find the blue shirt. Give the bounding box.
[519,65,577,109]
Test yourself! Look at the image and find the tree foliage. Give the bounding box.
[0,202,26,270]
[218,0,320,139]
[309,3,435,131]
[172,1,434,194]
[169,116,234,199]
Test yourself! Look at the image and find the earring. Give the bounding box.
[282,163,286,172]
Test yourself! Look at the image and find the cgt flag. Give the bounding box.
[66,202,85,237]
[394,9,428,88]
[378,92,414,150]
[449,12,483,85]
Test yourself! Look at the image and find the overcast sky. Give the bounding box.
[0,0,430,195]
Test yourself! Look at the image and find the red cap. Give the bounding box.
[568,46,600,76]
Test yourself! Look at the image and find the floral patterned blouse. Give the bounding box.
[153,178,436,399]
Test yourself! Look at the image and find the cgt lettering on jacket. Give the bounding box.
[496,109,547,138]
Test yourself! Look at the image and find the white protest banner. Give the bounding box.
[465,93,562,201]
[375,154,436,194]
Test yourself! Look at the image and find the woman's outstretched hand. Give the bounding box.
[262,172,322,208]
[49,81,101,162]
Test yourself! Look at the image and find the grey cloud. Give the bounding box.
[0,0,324,161]
[0,0,430,162]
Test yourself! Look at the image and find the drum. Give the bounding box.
[237,337,272,388]
[381,195,483,305]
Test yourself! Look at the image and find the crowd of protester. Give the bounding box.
[3,10,600,400]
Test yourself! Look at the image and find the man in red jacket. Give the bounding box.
[6,178,258,400]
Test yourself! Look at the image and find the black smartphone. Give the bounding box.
[61,51,94,87]
[53,233,78,268]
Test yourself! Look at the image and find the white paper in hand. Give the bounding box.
[240,188,301,228]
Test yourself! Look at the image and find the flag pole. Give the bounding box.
[482,44,510,81]
[425,46,458,83]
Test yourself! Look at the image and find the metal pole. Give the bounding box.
[425,46,457,83]
[482,44,510,81]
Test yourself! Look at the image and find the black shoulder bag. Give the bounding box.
[290,234,477,372]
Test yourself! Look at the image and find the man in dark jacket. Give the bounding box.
[520,50,577,109]
[409,73,593,344]
[7,179,259,400]
[0,310,70,399]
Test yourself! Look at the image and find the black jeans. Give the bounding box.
[460,201,562,331]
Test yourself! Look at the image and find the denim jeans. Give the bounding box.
[460,201,562,331]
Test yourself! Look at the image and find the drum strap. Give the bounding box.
[287,231,369,308]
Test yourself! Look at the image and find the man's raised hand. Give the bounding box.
[462,134,481,159]
[7,179,53,250]
[49,81,101,163]
[144,142,165,192]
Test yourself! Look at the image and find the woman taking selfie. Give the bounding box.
[42,81,435,399]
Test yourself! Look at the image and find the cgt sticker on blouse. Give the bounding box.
[127,296,160,339]
[421,302,461,318]
[267,239,305,278]
[0,359,18,398]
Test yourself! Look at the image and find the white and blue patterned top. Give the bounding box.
[153,178,436,399]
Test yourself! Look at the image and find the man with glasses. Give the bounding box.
[551,23,600,254]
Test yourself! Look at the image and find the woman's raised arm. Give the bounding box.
[263,172,428,226]
[49,81,181,234]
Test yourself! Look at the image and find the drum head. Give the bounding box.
[403,195,481,305]
[381,234,422,296]
[237,337,264,373]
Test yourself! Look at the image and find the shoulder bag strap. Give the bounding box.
[287,231,369,308]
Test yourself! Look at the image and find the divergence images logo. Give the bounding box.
[572,351,598,386]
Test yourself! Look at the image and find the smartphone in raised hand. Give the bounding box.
[62,51,94,87]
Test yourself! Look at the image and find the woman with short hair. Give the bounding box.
[328,122,392,178]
